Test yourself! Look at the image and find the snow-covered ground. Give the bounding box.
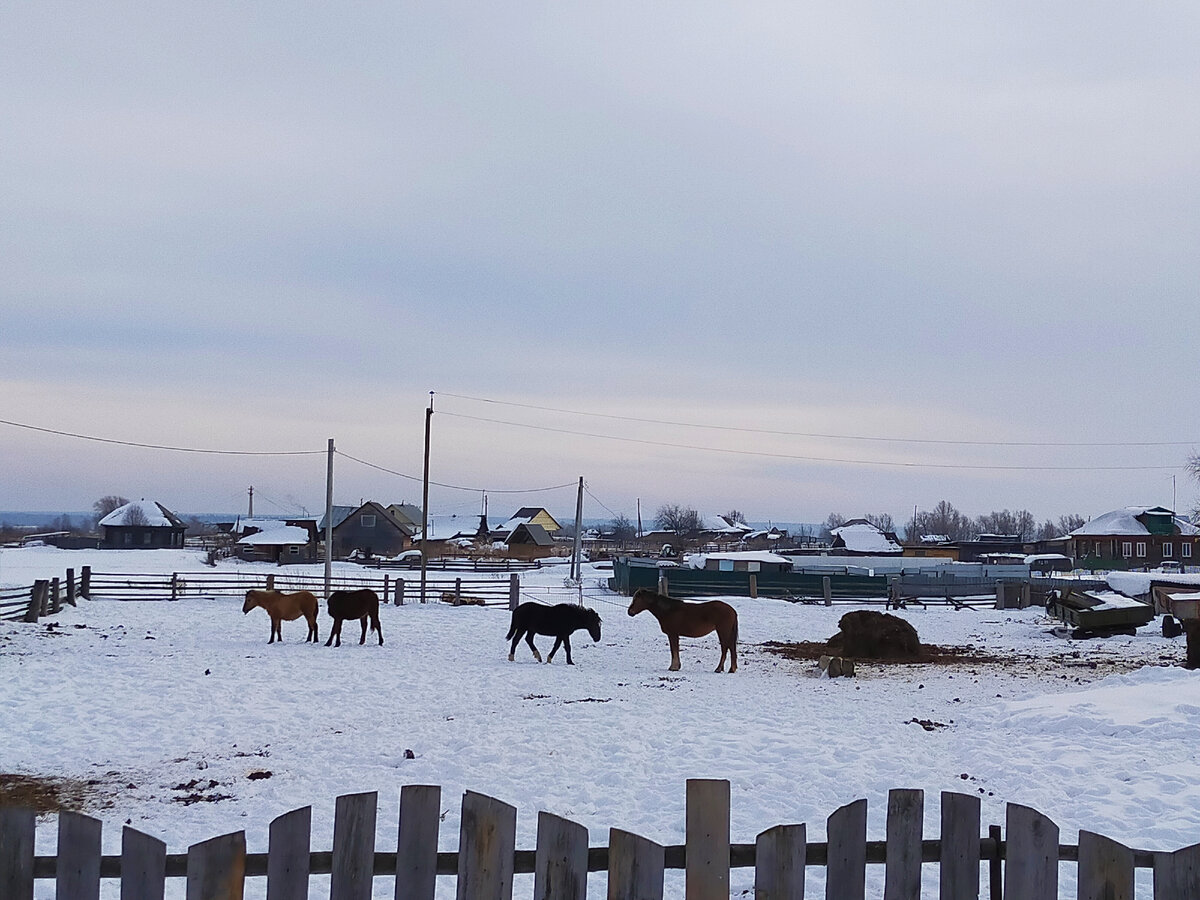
[2,547,1199,898]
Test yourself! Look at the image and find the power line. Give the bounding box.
[0,417,324,456]
[334,450,577,495]
[439,411,1184,472]
[584,484,621,519]
[437,391,1198,449]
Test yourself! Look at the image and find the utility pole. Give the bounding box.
[248,485,254,518]
[420,393,433,604]
[570,476,585,584]
[637,498,642,539]
[324,439,334,599]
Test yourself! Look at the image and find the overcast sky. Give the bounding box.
[2,2,1198,525]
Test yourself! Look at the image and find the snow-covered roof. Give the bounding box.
[98,500,184,529]
[237,525,311,546]
[418,515,480,542]
[698,551,791,564]
[700,515,752,534]
[230,517,292,536]
[1025,554,1070,564]
[920,534,951,544]
[830,522,902,554]
[1070,507,1199,537]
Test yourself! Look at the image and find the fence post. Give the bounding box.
[457,791,517,900]
[266,574,275,592]
[186,830,246,900]
[534,811,588,900]
[39,580,51,617]
[122,825,167,900]
[66,568,77,607]
[81,566,91,599]
[826,798,867,900]
[331,792,377,900]
[0,806,35,900]
[266,806,311,900]
[823,576,832,606]
[455,577,462,605]
[884,789,923,900]
[939,792,980,900]
[24,582,44,623]
[383,575,390,605]
[397,578,406,606]
[1003,804,1058,900]
[749,574,758,599]
[608,829,664,900]
[396,785,441,900]
[1153,841,1200,898]
[508,574,519,611]
[658,575,669,596]
[1077,831,1133,900]
[171,574,179,602]
[57,809,102,900]
[754,823,805,899]
[50,577,61,614]
[686,778,730,900]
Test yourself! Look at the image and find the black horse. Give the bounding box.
[506,602,601,665]
[325,589,383,647]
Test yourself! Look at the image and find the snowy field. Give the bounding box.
[3,547,1200,898]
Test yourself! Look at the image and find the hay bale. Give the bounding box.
[827,610,922,661]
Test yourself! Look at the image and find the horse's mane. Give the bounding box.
[638,589,684,608]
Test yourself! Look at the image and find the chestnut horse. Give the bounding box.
[628,588,738,673]
[325,588,383,647]
[242,589,319,644]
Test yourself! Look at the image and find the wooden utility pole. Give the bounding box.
[637,498,643,539]
[570,476,584,583]
[248,485,254,518]
[324,439,334,599]
[420,394,433,604]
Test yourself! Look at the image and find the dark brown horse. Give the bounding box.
[325,589,383,646]
[243,589,319,644]
[628,588,738,673]
[506,602,602,665]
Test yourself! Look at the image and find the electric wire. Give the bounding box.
[437,391,1198,449]
[0,417,324,456]
[334,450,577,495]
[439,411,1183,472]
[584,485,622,520]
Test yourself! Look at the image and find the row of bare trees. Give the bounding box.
[819,503,1087,543]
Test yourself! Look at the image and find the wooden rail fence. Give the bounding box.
[80,568,519,607]
[3,779,1198,898]
[0,571,77,623]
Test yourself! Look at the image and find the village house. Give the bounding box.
[490,507,562,541]
[1054,506,1200,570]
[504,522,558,561]
[415,513,486,557]
[331,501,414,559]
[98,500,187,549]
[236,523,317,564]
[828,519,903,556]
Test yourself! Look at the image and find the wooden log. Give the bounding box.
[825,798,867,900]
[331,792,377,900]
[939,792,980,900]
[266,806,311,900]
[755,823,805,899]
[0,806,35,900]
[1077,830,1133,900]
[1153,841,1200,899]
[396,784,441,900]
[185,831,246,900]
[686,778,729,900]
[121,825,166,900]
[883,789,923,900]
[457,791,517,900]
[535,811,588,900]
[607,829,664,900]
[1003,804,1058,900]
[57,809,102,900]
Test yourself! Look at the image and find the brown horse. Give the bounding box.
[628,588,738,673]
[243,589,319,644]
[325,589,383,647]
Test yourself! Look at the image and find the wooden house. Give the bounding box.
[236,524,317,564]
[829,520,903,556]
[99,500,187,549]
[504,523,558,561]
[1060,506,1200,570]
[331,501,414,559]
[491,507,562,541]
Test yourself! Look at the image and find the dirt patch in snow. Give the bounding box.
[0,773,118,814]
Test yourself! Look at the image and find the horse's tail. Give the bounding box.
[505,606,519,640]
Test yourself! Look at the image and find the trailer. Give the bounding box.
[1046,588,1154,637]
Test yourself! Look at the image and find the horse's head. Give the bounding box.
[242,590,258,614]
[584,608,602,642]
[628,589,649,617]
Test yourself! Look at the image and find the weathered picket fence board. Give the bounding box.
[57,809,102,899]
[939,790,980,900]
[121,825,166,900]
[883,788,923,900]
[457,790,517,900]
[331,791,377,900]
[755,823,805,899]
[396,784,441,900]
[686,778,730,900]
[534,811,588,900]
[607,829,664,900]
[825,797,867,899]
[1077,830,1133,900]
[1003,803,1058,900]
[266,805,310,900]
[185,831,245,900]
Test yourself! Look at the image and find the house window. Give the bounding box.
[747,561,761,573]
[1163,543,1174,558]
[289,546,300,556]
[1136,542,1147,558]
[1122,542,1133,558]
[361,514,376,528]
[143,533,152,545]
[1184,543,1193,558]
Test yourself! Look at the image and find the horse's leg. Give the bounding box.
[325,618,339,647]
[359,615,368,645]
[729,631,738,673]
[525,633,543,663]
[563,634,574,665]
[715,643,727,673]
[373,612,383,645]
[668,633,681,671]
[547,636,563,663]
[508,629,523,661]
[270,616,280,644]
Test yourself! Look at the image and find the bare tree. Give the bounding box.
[655,503,702,534]
[608,514,636,541]
[123,504,150,527]
[865,512,896,533]
[975,509,1037,541]
[1057,514,1086,534]
[93,495,129,522]
[724,509,747,526]
[819,512,847,542]
[906,501,973,542]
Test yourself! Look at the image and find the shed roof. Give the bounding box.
[830,521,902,554]
[98,500,185,529]
[507,523,553,547]
[237,525,312,546]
